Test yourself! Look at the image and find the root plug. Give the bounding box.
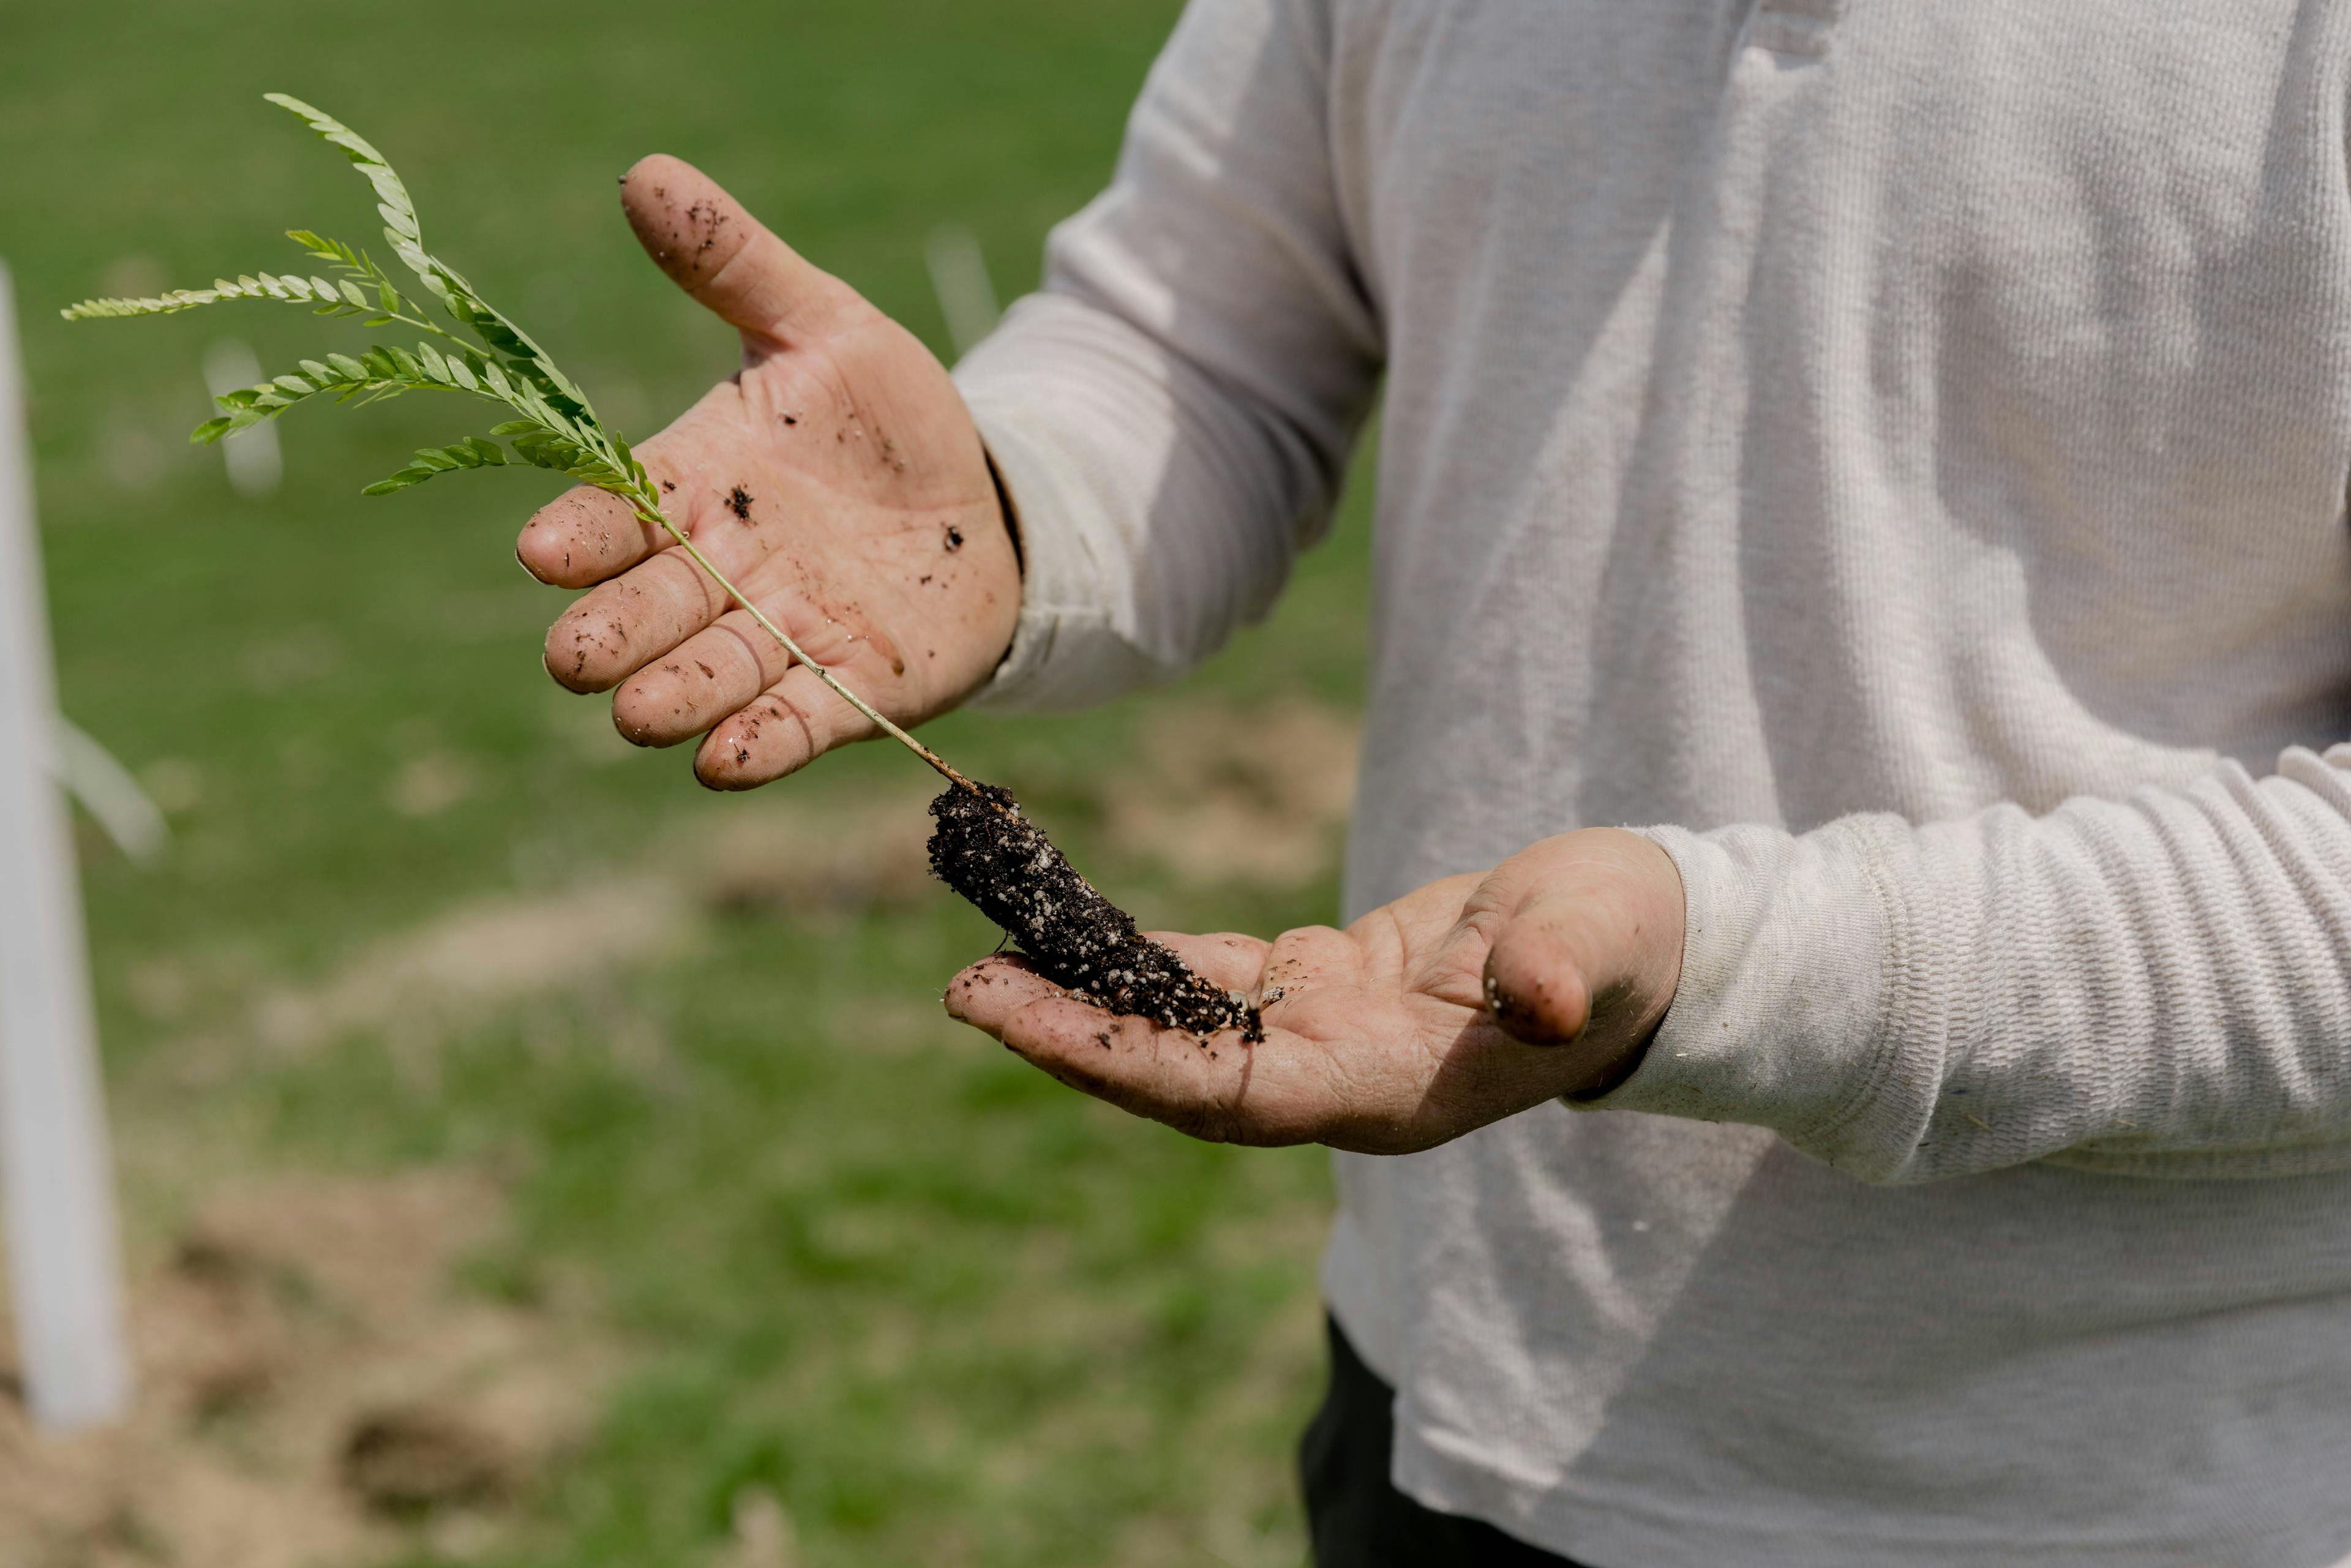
[929,783,1263,1041]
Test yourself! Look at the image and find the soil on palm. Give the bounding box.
[929,783,1262,1041]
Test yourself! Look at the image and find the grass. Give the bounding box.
[6,2,1377,1564]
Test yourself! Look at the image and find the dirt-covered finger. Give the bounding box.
[544,549,729,694]
[1245,924,1360,1010]
[516,484,666,590]
[943,955,1058,1035]
[990,997,1321,1147]
[947,962,1332,1147]
[1482,918,1593,1047]
[692,663,878,789]
[621,155,866,343]
[611,609,791,747]
[991,994,1219,1107]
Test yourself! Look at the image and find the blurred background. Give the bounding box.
[0,3,1378,1564]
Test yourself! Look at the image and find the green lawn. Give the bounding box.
[2,3,1375,1564]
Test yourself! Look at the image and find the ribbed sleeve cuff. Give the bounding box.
[1577,819,1921,1181]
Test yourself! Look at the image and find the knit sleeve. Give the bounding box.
[1589,745,2351,1184]
[949,0,1381,709]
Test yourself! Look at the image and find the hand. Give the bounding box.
[945,829,1687,1153]
[517,156,1021,787]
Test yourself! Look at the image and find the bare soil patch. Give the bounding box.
[691,785,939,917]
[245,877,692,1060]
[1106,699,1360,891]
[0,1169,613,1568]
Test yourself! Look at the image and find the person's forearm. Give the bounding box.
[948,0,1381,711]
[955,291,1364,707]
[1584,745,2351,1183]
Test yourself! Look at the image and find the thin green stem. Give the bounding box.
[399,310,465,344]
[624,493,974,792]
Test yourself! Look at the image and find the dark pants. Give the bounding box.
[1300,1317,1590,1567]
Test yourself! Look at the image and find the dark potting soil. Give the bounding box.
[929,782,1264,1041]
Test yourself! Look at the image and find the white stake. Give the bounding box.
[201,339,282,499]
[50,717,169,870]
[924,223,1002,361]
[0,258,133,1431]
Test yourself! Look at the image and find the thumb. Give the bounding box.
[1474,830,1685,1092]
[1482,899,1595,1048]
[619,153,864,343]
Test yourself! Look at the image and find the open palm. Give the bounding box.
[946,831,1687,1154]
[517,156,1019,787]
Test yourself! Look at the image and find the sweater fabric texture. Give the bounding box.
[951,1,2351,1561]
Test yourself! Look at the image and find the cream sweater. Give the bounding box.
[953,0,2351,1561]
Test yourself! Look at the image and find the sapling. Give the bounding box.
[66,94,1260,1041]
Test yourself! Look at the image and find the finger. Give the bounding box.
[542,548,727,694]
[942,955,1057,1035]
[612,608,789,748]
[1141,931,1272,995]
[621,154,864,342]
[1483,894,1668,1101]
[1245,925,1359,1019]
[692,663,879,789]
[947,973,1288,1144]
[1482,913,1594,1047]
[1477,830,1684,1057]
[517,482,666,590]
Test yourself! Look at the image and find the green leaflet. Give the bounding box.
[362,436,514,496]
[264,95,424,264]
[260,89,583,424]
[71,92,642,513]
[66,270,334,320]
